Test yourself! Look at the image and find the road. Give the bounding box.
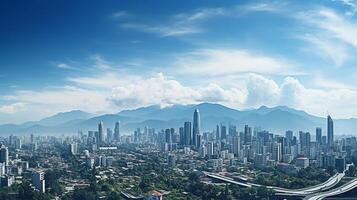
[205,171,345,196]
[272,172,345,195]
[303,178,357,200]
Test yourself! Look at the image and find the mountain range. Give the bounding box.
[1,103,357,136]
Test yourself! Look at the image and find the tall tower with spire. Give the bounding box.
[327,115,334,147]
[193,109,201,148]
[98,121,104,145]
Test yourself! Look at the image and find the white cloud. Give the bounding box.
[300,34,349,66]
[0,103,26,114]
[176,48,299,76]
[175,8,227,22]
[313,75,353,89]
[240,2,283,13]
[120,7,228,37]
[121,23,201,37]
[57,63,75,70]
[5,87,112,116]
[3,70,357,122]
[111,11,129,19]
[300,8,357,47]
[108,73,199,108]
[90,54,113,70]
[244,74,280,107]
[333,0,357,16]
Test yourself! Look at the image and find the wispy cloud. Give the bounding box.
[116,2,285,37]
[239,2,283,13]
[300,8,357,47]
[56,63,76,70]
[121,23,201,37]
[0,102,26,114]
[297,7,357,66]
[90,54,113,70]
[118,7,229,37]
[313,74,354,89]
[333,0,357,16]
[175,48,300,76]
[111,11,129,19]
[299,34,349,66]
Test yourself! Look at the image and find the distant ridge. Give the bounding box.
[0,103,357,135]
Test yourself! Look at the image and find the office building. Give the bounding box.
[316,127,322,145]
[327,115,334,147]
[98,121,104,144]
[0,147,8,166]
[32,171,45,193]
[114,121,120,142]
[193,109,201,148]
[184,122,192,146]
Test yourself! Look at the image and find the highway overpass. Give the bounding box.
[205,171,345,196]
[303,178,357,200]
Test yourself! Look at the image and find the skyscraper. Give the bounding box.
[316,127,322,145]
[244,125,252,145]
[221,124,227,140]
[114,121,120,142]
[327,115,334,147]
[193,109,200,148]
[285,130,293,143]
[98,121,104,145]
[179,127,184,145]
[184,122,192,146]
[0,147,9,166]
[232,136,240,157]
[216,125,220,141]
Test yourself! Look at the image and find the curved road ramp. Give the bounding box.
[205,171,345,196]
[303,178,357,200]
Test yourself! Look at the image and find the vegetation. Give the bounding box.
[253,167,330,189]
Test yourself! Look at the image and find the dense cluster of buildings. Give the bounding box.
[128,109,349,174]
[0,108,356,198]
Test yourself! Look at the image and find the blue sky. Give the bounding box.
[1,0,357,123]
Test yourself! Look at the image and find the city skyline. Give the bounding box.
[1,0,357,124]
[2,1,357,199]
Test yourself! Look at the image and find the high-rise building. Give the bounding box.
[221,125,227,140]
[70,143,78,155]
[327,115,334,147]
[272,143,282,162]
[184,122,192,145]
[114,121,120,142]
[244,125,252,145]
[232,136,240,157]
[98,121,104,144]
[193,109,200,148]
[0,147,9,166]
[335,156,346,173]
[165,129,172,144]
[316,127,322,145]
[299,131,311,157]
[179,127,184,145]
[207,142,214,158]
[32,171,45,193]
[107,128,113,143]
[285,130,293,144]
[216,125,220,141]
[30,134,34,144]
